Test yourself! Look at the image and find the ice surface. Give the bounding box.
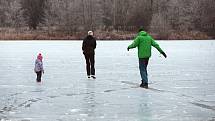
[0,40,215,121]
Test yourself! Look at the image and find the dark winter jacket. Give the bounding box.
[82,35,97,55]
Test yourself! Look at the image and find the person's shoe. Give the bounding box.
[143,83,148,89]
[91,75,96,79]
[87,75,91,79]
[140,83,148,89]
[140,82,144,87]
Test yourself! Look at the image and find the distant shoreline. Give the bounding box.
[0,39,214,41]
[0,28,213,40]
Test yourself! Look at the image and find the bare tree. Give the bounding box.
[0,0,214,38]
[20,0,47,30]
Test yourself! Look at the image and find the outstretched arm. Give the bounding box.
[152,39,167,58]
[127,37,139,51]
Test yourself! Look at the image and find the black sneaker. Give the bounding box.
[140,83,148,89]
[143,83,148,89]
[87,75,91,79]
[91,75,96,79]
[140,82,144,87]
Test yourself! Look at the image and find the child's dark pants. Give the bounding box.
[36,71,42,82]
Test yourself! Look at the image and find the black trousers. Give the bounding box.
[84,54,95,76]
[36,71,42,82]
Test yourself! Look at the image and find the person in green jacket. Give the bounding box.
[127,29,167,88]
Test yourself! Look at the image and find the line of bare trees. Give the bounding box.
[0,0,215,37]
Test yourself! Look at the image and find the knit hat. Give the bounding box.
[88,31,93,36]
[37,53,43,61]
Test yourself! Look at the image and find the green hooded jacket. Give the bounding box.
[128,31,164,59]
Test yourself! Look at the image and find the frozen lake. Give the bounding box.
[0,40,215,121]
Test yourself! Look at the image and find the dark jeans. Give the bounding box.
[139,58,149,84]
[84,54,95,76]
[36,71,42,82]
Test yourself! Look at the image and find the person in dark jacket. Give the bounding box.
[82,31,97,79]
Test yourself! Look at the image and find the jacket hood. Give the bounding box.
[139,31,147,36]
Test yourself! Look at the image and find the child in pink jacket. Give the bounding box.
[34,53,44,82]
